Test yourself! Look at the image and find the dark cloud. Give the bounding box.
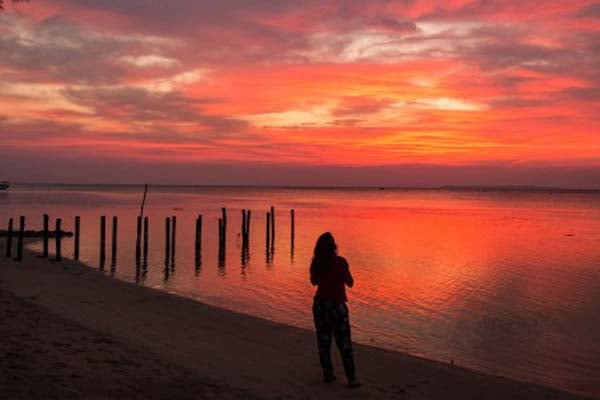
[0,15,178,83]
[577,2,600,17]
[560,87,600,102]
[377,18,418,32]
[63,86,248,135]
[0,116,86,141]
[2,148,600,189]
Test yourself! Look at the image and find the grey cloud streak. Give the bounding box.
[0,15,180,84]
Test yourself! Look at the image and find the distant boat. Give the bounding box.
[0,181,9,191]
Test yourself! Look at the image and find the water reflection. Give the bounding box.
[217,255,226,276]
[11,187,600,398]
[163,261,170,282]
[99,249,106,271]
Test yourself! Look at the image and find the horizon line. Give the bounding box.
[7,182,600,193]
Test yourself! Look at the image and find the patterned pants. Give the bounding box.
[312,299,356,381]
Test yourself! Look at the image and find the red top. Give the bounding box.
[311,255,353,303]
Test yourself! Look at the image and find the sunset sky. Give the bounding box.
[0,0,599,187]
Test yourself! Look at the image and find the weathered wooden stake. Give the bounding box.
[266,211,271,249]
[140,184,148,217]
[135,215,142,262]
[43,214,49,258]
[143,216,149,264]
[170,216,176,260]
[164,217,171,262]
[195,214,202,257]
[242,209,246,237]
[100,216,106,266]
[74,216,80,260]
[5,218,13,258]
[242,209,248,247]
[291,209,295,244]
[270,206,275,243]
[221,207,227,231]
[55,218,62,262]
[112,216,118,265]
[246,210,251,245]
[16,216,25,262]
[218,218,223,246]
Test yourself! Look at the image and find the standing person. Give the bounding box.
[310,232,360,388]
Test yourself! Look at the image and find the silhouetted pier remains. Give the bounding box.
[170,216,177,264]
[3,206,296,274]
[74,216,80,260]
[143,216,149,267]
[195,214,202,267]
[290,209,295,256]
[135,215,141,264]
[112,216,118,267]
[241,209,251,265]
[164,217,171,265]
[270,206,275,244]
[99,216,106,269]
[54,218,62,262]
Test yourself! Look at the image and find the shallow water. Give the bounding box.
[2,185,600,396]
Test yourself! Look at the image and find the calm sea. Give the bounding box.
[2,184,599,396]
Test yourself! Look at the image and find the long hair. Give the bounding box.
[310,232,337,279]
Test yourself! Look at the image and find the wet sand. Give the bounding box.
[0,244,592,399]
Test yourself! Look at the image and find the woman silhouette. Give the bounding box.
[310,232,360,388]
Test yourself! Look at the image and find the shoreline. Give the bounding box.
[0,244,594,399]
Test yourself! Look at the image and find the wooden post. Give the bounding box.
[291,209,295,244]
[270,206,275,243]
[246,210,251,245]
[112,216,118,265]
[221,207,227,231]
[139,184,148,217]
[43,214,49,258]
[143,216,149,264]
[165,217,171,262]
[194,214,202,269]
[55,218,62,262]
[100,216,106,267]
[16,216,25,262]
[195,214,202,256]
[218,217,222,254]
[266,211,271,249]
[6,217,13,258]
[218,218,223,247]
[74,216,80,260]
[170,216,176,260]
[241,209,247,247]
[135,215,142,262]
[242,209,246,235]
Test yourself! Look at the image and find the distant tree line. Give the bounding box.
[0,0,29,10]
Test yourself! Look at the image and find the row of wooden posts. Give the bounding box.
[4,207,295,265]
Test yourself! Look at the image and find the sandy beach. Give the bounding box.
[0,243,593,400]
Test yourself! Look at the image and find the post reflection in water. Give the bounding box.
[135,260,141,284]
[195,251,202,276]
[163,261,170,282]
[217,255,226,277]
[240,237,249,277]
